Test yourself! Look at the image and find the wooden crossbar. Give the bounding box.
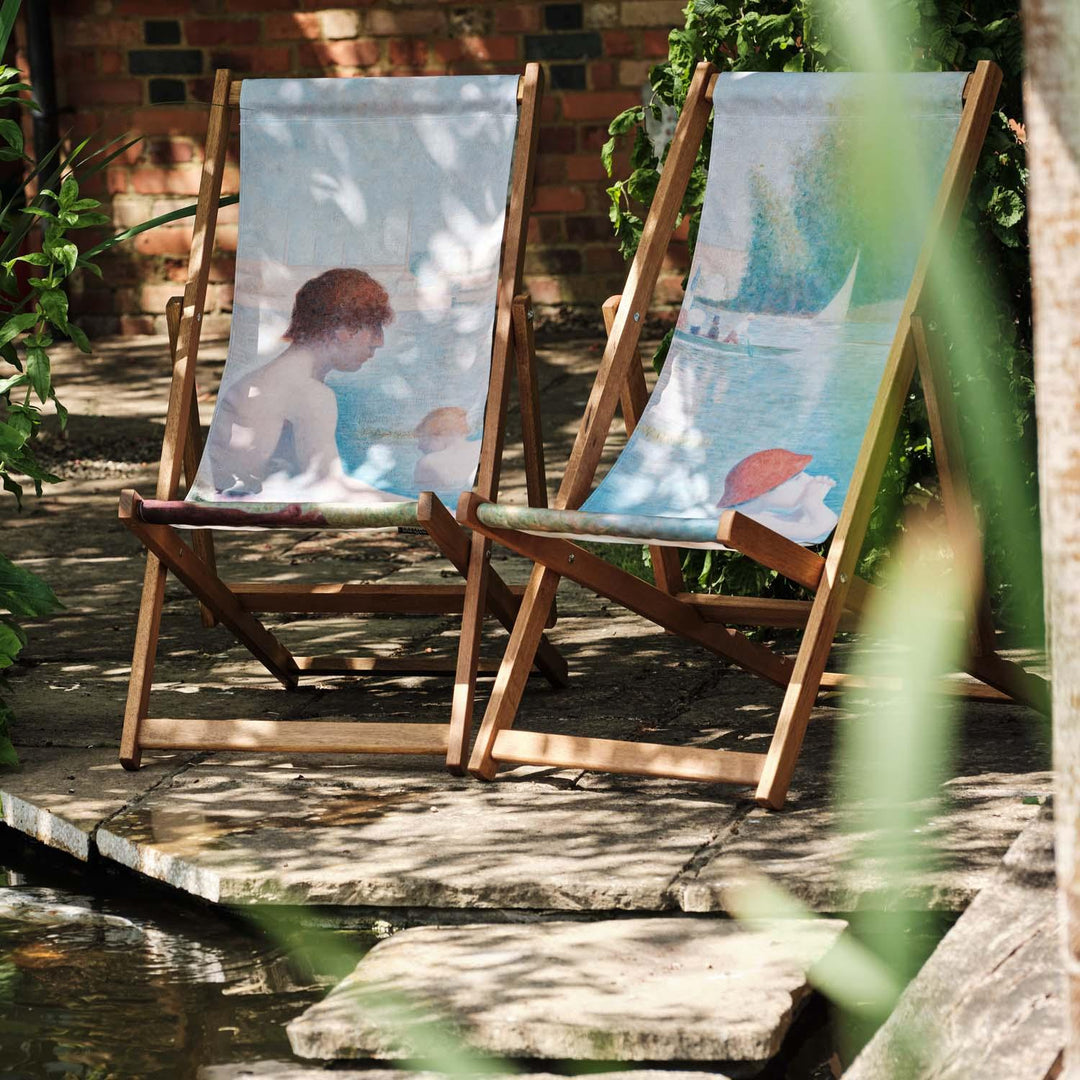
[140,718,449,755]
[295,655,503,676]
[231,582,530,614]
[492,730,765,785]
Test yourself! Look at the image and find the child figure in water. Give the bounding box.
[413,406,478,492]
[207,268,401,502]
[716,448,838,544]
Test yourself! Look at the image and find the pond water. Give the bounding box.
[0,843,380,1079]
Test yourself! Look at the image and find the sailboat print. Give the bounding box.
[674,249,860,357]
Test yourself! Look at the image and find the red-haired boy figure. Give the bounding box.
[207,268,399,500]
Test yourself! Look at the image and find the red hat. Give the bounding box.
[717,448,813,507]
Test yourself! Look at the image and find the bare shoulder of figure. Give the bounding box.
[286,378,338,424]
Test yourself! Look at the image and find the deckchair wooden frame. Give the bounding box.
[458,59,1049,809]
[119,64,566,774]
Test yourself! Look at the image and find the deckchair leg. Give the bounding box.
[469,563,563,779]
[448,530,492,772]
[417,492,566,771]
[119,553,168,770]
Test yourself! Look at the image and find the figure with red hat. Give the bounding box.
[716,447,838,544]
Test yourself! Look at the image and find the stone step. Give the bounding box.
[843,808,1063,1080]
[286,917,846,1070]
[199,1064,725,1080]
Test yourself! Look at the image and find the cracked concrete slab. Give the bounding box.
[285,917,845,1064]
[95,763,736,908]
[0,746,190,860]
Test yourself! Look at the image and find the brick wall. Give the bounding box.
[39,0,690,336]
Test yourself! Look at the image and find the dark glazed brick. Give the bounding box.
[544,3,583,30]
[524,32,601,61]
[129,49,203,76]
[145,20,181,45]
[148,78,185,104]
[548,63,586,91]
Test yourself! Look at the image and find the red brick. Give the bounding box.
[602,31,635,58]
[458,36,518,62]
[186,19,261,46]
[107,168,129,195]
[642,31,672,58]
[535,155,566,184]
[140,282,196,312]
[210,46,293,73]
[61,18,142,46]
[61,50,97,78]
[132,163,239,196]
[585,246,626,273]
[120,314,156,335]
[539,95,558,123]
[265,12,320,39]
[565,154,606,182]
[619,59,653,87]
[532,185,586,213]
[561,91,640,121]
[100,49,123,76]
[210,255,236,282]
[215,224,239,252]
[539,125,577,154]
[367,9,445,35]
[148,138,194,165]
[79,79,144,106]
[226,0,297,11]
[389,39,427,67]
[319,10,363,39]
[432,40,464,64]
[581,123,613,152]
[590,61,615,91]
[524,275,562,305]
[114,0,189,13]
[536,215,565,244]
[296,40,381,69]
[132,107,211,137]
[495,6,540,32]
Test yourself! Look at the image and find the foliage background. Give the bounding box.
[603,0,1037,635]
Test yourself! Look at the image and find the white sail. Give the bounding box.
[813,251,860,323]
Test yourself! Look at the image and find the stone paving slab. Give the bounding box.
[201,1066,725,1080]
[0,746,188,860]
[285,917,845,1065]
[95,764,736,909]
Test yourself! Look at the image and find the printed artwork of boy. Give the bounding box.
[716,448,838,544]
[206,268,403,502]
[413,406,478,491]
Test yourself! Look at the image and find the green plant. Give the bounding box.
[0,0,234,764]
[603,0,1037,631]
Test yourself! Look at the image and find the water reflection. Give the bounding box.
[0,858,378,1079]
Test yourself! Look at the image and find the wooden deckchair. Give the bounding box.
[458,60,1048,809]
[118,65,566,774]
